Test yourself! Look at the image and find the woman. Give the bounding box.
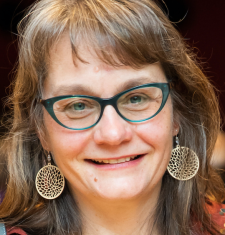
[0,0,225,234]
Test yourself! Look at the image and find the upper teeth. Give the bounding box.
[93,156,137,164]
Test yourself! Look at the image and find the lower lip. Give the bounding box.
[86,154,146,170]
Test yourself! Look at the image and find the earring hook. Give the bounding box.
[47,151,51,165]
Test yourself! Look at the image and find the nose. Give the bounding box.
[93,105,133,145]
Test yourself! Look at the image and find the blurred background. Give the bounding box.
[0,0,225,170]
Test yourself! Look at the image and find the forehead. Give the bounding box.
[44,34,167,99]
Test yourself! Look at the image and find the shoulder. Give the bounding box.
[206,200,225,234]
[0,194,27,235]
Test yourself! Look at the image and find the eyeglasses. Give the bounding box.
[40,83,170,130]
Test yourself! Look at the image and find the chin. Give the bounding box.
[92,178,153,201]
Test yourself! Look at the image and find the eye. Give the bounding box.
[73,102,86,110]
[130,96,143,104]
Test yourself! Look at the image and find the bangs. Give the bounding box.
[68,0,168,68]
[20,0,172,71]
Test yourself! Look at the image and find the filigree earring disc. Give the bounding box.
[167,137,199,181]
[35,153,65,199]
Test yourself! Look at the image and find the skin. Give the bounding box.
[41,34,179,235]
[212,131,225,168]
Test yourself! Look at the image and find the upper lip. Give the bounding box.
[86,153,146,161]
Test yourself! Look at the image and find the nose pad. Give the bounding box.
[93,105,132,145]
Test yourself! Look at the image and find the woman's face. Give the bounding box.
[41,35,178,202]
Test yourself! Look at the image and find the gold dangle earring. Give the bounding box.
[167,135,199,181]
[35,152,65,199]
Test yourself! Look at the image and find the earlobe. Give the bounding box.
[173,121,180,136]
[173,127,179,136]
[172,112,180,136]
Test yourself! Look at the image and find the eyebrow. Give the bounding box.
[51,77,160,98]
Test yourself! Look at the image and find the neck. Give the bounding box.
[73,184,161,235]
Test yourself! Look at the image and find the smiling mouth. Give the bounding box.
[88,155,143,165]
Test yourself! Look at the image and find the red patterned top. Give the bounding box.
[6,227,27,235]
[206,201,225,234]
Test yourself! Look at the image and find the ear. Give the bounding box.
[172,114,180,136]
[173,122,179,136]
[36,129,51,152]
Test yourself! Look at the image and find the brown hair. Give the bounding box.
[0,0,224,234]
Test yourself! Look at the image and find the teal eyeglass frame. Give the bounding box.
[40,83,170,130]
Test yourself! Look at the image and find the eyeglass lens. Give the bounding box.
[53,86,163,129]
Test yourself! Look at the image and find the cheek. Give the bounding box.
[43,111,90,161]
[136,108,173,142]
[134,104,174,163]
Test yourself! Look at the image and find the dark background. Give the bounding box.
[0,0,225,132]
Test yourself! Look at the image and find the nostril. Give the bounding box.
[93,128,130,145]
